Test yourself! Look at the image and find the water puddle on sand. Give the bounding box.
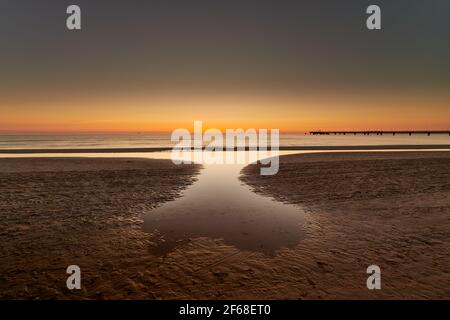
[143,148,447,254]
[143,152,305,255]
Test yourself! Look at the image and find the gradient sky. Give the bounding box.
[1,0,449,132]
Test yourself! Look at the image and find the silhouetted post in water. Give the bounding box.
[309,130,450,136]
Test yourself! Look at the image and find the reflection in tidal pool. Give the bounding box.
[143,160,305,255]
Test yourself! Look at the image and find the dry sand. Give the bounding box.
[1,153,449,299]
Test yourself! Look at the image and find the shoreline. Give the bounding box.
[1,144,450,154]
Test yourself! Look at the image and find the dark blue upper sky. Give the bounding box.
[1,0,449,95]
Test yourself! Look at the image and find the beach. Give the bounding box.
[0,158,200,299]
[241,151,450,299]
[0,152,449,299]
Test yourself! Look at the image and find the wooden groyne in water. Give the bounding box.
[310,130,450,136]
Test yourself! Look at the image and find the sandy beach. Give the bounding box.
[0,158,200,299]
[1,152,449,299]
[241,151,450,299]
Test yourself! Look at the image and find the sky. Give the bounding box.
[1,0,449,133]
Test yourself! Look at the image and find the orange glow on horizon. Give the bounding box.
[1,92,449,134]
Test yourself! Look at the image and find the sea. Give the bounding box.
[0,133,449,150]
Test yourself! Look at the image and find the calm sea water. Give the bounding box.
[0,133,449,150]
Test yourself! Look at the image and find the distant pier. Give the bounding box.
[310,130,450,136]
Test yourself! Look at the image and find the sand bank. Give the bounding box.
[241,152,450,299]
[1,144,450,154]
[0,158,200,299]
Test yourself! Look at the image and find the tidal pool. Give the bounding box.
[143,152,305,255]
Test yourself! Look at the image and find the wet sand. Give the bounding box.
[0,158,200,299]
[1,153,449,299]
[241,152,450,299]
